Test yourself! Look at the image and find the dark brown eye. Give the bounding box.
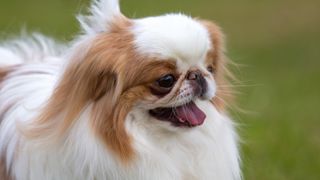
[157,74,176,88]
[207,65,214,73]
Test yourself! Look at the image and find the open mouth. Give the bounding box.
[149,101,206,127]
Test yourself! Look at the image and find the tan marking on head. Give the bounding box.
[199,19,235,111]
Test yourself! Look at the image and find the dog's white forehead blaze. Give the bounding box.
[132,14,212,66]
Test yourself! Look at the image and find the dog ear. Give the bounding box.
[90,70,118,101]
[198,19,234,111]
[20,48,120,141]
[199,20,225,71]
[21,30,135,161]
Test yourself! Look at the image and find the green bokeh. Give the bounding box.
[1,0,319,179]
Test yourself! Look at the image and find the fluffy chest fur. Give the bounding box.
[127,103,240,180]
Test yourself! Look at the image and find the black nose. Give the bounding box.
[186,70,208,97]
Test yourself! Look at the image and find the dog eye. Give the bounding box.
[157,74,176,88]
[207,65,214,73]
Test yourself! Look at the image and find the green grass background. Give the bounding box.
[1,0,319,179]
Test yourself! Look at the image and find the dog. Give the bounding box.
[0,0,241,179]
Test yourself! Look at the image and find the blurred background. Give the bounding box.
[0,0,319,179]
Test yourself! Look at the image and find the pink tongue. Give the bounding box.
[175,101,206,126]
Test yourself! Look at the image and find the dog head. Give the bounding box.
[27,0,232,163]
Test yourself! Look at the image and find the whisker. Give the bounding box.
[217,83,262,88]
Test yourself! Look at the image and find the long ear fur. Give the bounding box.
[20,48,119,141]
[199,19,235,111]
[21,16,135,161]
[21,0,127,141]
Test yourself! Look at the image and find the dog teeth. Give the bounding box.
[177,117,185,123]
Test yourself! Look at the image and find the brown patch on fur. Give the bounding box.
[0,155,13,180]
[199,19,235,111]
[22,16,177,163]
[0,68,11,85]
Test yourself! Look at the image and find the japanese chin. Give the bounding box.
[0,0,241,179]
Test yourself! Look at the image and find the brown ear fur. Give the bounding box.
[21,51,118,137]
[21,17,142,163]
[199,19,234,111]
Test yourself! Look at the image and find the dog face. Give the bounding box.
[132,15,218,126]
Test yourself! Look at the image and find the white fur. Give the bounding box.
[126,100,241,180]
[133,14,211,72]
[77,0,121,34]
[0,0,241,179]
[0,33,65,66]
